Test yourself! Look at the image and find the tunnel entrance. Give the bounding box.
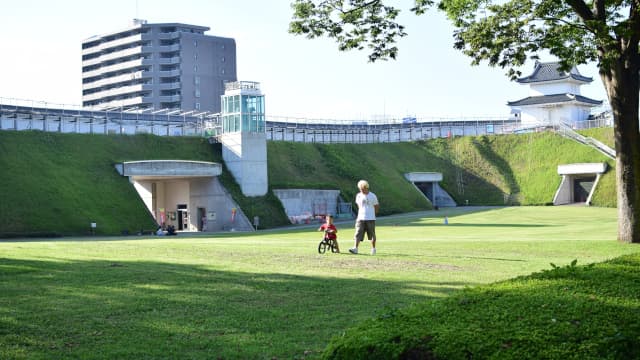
[404,172,457,208]
[553,163,607,206]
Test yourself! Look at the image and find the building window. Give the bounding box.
[194,65,198,73]
[195,89,201,98]
[194,76,200,85]
[195,103,200,110]
[194,40,198,47]
[221,68,225,75]
[221,57,225,62]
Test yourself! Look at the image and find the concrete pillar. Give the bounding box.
[220,132,268,196]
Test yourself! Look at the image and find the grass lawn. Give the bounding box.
[1,206,637,359]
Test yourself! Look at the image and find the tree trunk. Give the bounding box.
[601,59,640,243]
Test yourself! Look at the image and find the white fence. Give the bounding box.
[1,98,614,144]
[0,101,208,136]
[265,119,521,143]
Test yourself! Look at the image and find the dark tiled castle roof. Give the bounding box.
[517,62,593,83]
[507,93,602,106]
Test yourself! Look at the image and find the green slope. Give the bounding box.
[0,132,215,236]
[268,131,615,211]
[0,129,616,236]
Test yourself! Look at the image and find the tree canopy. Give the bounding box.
[290,0,640,243]
[290,0,635,74]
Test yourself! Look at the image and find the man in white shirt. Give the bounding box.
[349,179,379,255]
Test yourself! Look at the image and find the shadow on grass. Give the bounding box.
[0,257,464,359]
[472,137,521,199]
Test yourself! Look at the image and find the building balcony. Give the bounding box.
[82,46,153,69]
[82,58,153,79]
[82,84,153,102]
[82,33,150,56]
[158,69,181,77]
[82,68,104,79]
[100,46,153,63]
[159,95,181,102]
[157,32,179,40]
[83,70,151,91]
[90,95,153,110]
[158,82,181,90]
[157,44,181,52]
[82,56,102,67]
[157,57,180,65]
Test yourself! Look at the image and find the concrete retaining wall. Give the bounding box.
[273,189,340,224]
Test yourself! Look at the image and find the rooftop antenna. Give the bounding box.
[132,1,147,26]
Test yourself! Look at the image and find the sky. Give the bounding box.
[0,0,609,120]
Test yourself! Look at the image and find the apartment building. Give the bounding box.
[82,19,237,112]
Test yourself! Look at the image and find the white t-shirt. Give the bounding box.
[355,191,379,220]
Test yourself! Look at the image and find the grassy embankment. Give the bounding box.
[0,127,615,236]
[0,132,287,237]
[268,128,616,209]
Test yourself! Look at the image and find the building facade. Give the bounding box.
[82,19,237,112]
[507,61,602,126]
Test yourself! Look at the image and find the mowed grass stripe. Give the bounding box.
[0,207,636,359]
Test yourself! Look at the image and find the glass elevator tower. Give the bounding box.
[219,81,267,196]
[221,81,265,133]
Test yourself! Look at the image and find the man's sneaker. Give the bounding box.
[348,248,358,254]
[371,248,376,255]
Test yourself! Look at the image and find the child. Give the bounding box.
[318,215,339,252]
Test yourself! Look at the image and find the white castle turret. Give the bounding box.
[219,81,268,196]
[508,61,602,126]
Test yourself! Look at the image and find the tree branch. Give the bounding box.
[554,0,616,49]
[565,0,595,22]
[330,0,381,15]
[631,0,640,35]
[626,0,640,56]
[537,16,591,32]
[593,0,605,21]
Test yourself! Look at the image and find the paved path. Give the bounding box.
[261,206,504,232]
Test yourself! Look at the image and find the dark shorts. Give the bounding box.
[354,220,376,242]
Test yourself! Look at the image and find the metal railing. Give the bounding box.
[0,98,213,136]
[555,122,616,159]
[0,97,616,145]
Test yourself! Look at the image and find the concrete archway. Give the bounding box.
[553,163,608,205]
[404,172,457,208]
[115,160,252,232]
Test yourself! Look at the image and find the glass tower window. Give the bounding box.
[221,93,264,133]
